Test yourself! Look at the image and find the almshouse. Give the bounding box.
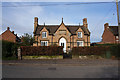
[33,17,90,52]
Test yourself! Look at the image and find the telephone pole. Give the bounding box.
[116,0,120,42]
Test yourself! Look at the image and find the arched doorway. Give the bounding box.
[59,37,66,53]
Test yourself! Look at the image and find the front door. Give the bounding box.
[59,37,66,53]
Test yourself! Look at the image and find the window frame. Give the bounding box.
[77,41,84,47]
[41,41,48,46]
[42,32,47,38]
[78,32,82,38]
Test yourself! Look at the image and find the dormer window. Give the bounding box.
[42,32,47,38]
[78,32,82,38]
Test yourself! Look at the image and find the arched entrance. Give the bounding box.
[59,37,66,53]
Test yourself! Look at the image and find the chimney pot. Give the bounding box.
[34,17,38,22]
[104,23,109,30]
[7,27,10,30]
[83,18,88,28]
[12,31,14,34]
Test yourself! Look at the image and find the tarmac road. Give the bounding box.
[2,59,119,78]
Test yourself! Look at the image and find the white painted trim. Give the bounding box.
[59,37,66,53]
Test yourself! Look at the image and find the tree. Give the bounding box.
[21,33,34,46]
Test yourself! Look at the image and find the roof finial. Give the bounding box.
[44,22,45,26]
[79,23,80,26]
[62,17,63,23]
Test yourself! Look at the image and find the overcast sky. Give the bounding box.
[1,0,120,43]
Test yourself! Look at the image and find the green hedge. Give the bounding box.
[2,40,19,60]
[110,44,120,58]
[71,46,109,56]
[71,44,120,58]
[21,46,63,56]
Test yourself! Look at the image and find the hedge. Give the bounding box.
[71,46,110,56]
[2,40,18,59]
[110,44,120,58]
[71,44,120,58]
[21,46,63,56]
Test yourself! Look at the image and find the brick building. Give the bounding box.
[0,27,21,43]
[99,23,119,44]
[33,17,90,52]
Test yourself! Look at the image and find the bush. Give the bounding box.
[110,44,120,58]
[21,46,63,56]
[2,40,19,59]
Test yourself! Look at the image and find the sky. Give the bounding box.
[1,0,120,43]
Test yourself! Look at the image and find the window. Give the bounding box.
[78,32,82,38]
[61,43,64,47]
[116,36,119,39]
[41,41,48,46]
[42,32,47,38]
[77,41,84,47]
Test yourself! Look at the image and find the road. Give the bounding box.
[2,59,119,78]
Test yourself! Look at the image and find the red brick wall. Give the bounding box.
[102,23,116,43]
[1,30,16,43]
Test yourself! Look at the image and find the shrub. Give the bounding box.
[2,40,19,59]
[110,44,120,58]
[71,46,109,56]
[21,46,63,56]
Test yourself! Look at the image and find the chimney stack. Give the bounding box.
[34,17,38,33]
[104,23,109,30]
[83,18,88,28]
[15,34,17,36]
[12,31,14,34]
[7,27,10,30]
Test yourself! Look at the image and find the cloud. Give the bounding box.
[2,2,43,36]
[2,2,118,43]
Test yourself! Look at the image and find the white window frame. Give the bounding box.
[116,36,119,39]
[41,41,48,46]
[77,41,84,47]
[78,32,82,38]
[42,32,47,38]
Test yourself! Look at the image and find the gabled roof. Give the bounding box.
[109,26,118,36]
[1,29,21,42]
[34,24,90,36]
